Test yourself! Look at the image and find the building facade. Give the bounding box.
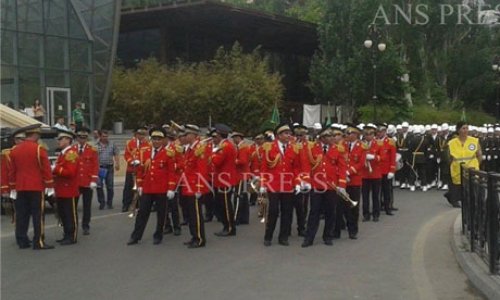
[1,0,121,129]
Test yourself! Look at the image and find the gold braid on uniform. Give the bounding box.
[307,142,322,170]
[262,142,280,168]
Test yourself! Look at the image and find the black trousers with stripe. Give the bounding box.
[305,190,337,243]
[15,191,46,248]
[184,194,206,246]
[234,181,250,225]
[57,197,78,242]
[78,187,93,230]
[216,187,236,234]
[131,193,167,241]
[264,192,293,242]
[362,178,381,218]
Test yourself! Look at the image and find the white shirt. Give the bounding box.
[54,123,69,131]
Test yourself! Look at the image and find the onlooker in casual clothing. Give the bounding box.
[96,130,120,209]
[32,99,45,123]
[72,102,84,128]
[53,117,69,131]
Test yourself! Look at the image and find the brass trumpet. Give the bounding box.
[250,177,267,223]
[327,182,358,207]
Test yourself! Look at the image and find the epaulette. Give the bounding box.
[220,141,227,150]
[293,143,302,153]
[337,143,345,153]
[362,142,370,150]
[195,143,206,157]
[262,142,272,152]
[307,141,315,149]
[175,145,184,153]
[1,148,11,156]
[377,140,383,146]
[65,150,78,163]
[166,147,175,158]
[388,138,395,146]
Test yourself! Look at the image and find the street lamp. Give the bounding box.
[493,56,500,122]
[364,25,386,123]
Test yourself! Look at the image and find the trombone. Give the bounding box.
[250,177,267,223]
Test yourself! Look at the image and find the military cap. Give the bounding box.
[231,131,244,138]
[57,129,76,140]
[165,128,177,139]
[76,126,91,137]
[184,124,200,135]
[275,123,292,135]
[14,131,26,139]
[363,124,377,134]
[254,133,264,140]
[345,123,361,135]
[135,126,148,135]
[330,126,343,135]
[376,123,388,131]
[318,128,333,137]
[149,127,167,138]
[13,124,42,136]
[293,124,308,135]
[214,123,232,135]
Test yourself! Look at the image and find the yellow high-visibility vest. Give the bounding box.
[448,136,480,185]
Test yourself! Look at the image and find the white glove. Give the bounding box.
[482,155,486,160]
[387,172,394,180]
[9,190,17,200]
[495,155,498,160]
[346,171,350,176]
[89,182,97,189]
[45,188,55,197]
[51,164,56,172]
[300,182,311,192]
[437,158,441,164]
[132,159,140,166]
[429,154,434,159]
[337,187,347,195]
[195,192,202,199]
[294,184,301,194]
[137,187,143,196]
[166,190,175,200]
[487,155,491,161]
[366,154,375,160]
[346,176,351,183]
[259,187,267,194]
[212,147,220,153]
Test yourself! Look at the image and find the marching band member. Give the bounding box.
[361,124,383,222]
[72,127,99,235]
[53,129,80,245]
[260,123,310,246]
[128,127,176,245]
[376,123,396,215]
[302,127,347,247]
[211,124,239,236]
[290,125,309,237]
[232,131,251,225]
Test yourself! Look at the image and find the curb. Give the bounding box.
[452,214,500,300]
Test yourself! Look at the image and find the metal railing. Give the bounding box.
[461,166,500,274]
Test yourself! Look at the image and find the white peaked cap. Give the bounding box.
[402,121,409,127]
[431,124,438,129]
[441,123,449,130]
[396,124,402,129]
[313,123,322,130]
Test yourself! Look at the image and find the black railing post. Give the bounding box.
[469,168,475,252]
[488,174,499,274]
[461,165,466,233]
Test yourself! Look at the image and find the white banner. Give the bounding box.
[302,104,321,127]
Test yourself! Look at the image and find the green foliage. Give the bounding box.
[108,43,283,134]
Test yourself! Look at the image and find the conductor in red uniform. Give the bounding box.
[8,124,55,250]
[53,129,80,245]
[72,127,99,235]
[128,127,176,245]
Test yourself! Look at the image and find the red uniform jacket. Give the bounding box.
[180,139,210,196]
[211,139,239,188]
[345,140,366,187]
[124,138,150,172]
[166,142,185,189]
[1,148,12,194]
[307,142,347,190]
[9,140,54,191]
[260,140,311,193]
[235,142,252,181]
[249,144,261,175]
[362,140,382,179]
[53,147,79,198]
[378,136,397,175]
[72,143,99,187]
[136,146,176,194]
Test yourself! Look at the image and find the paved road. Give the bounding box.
[1,188,484,300]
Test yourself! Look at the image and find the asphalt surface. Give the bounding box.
[1,187,485,300]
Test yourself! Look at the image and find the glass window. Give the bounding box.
[44,0,67,37]
[69,39,91,72]
[45,36,67,70]
[17,0,44,33]
[18,32,40,67]
[18,67,41,108]
[68,5,87,39]
[1,0,17,30]
[70,72,91,121]
[1,65,17,106]
[1,30,15,65]
[45,69,66,87]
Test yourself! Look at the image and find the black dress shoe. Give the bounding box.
[183,239,195,245]
[301,240,313,248]
[452,202,461,208]
[99,203,105,210]
[187,242,205,249]
[214,230,236,237]
[349,233,358,240]
[386,211,394,216]
[56,237,66,243]
[83,228,90,235]
[127,238,139,245]
[332,234,340,240]
[164,226,173,235]
[59,239,76,246]
[121,207,129,213]
[33,244,55,250]
[173,228,181,236]
[324,240,333,246]
[278,240,289,246]
[391,207,399,211]
[263,240,272,247]
[362,216,370,222]
[373,216,379,222]
[180,221,188,226]
[19,243,31,249]
[153,238,162,245]
[298,230,306,237]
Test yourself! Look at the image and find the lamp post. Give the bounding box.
[364,25,386,123]
[493,56,500,122]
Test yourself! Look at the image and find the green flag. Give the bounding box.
[461,108,466,122]
[271,102,280,125]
